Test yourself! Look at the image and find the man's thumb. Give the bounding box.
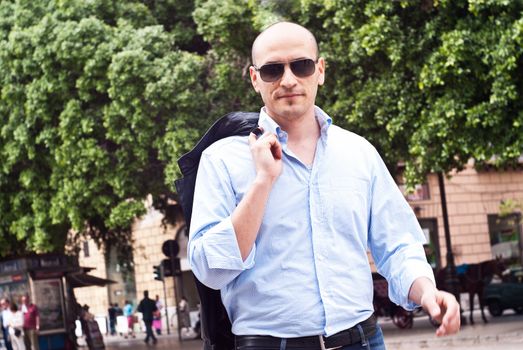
[426,298,442,319]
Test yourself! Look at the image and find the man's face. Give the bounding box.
[250,24,325,124]
[0,299,6,310]
[22,296,28,305]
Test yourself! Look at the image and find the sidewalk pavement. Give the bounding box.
[381,310,523,349]
[102,310,523,349]
[103,333,202,350]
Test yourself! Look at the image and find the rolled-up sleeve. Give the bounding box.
[367,146,435,310]
[188,152,255,290]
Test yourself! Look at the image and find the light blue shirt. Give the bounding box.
[123,303,133,317]
[188,106,435,337]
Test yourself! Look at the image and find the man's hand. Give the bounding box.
[420,289,461,336]
[409,276,460,336]
[248,127,282,184]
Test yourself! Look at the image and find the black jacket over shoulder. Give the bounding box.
[175,112,259,350]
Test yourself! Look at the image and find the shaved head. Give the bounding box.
[248,21,325,127]
[251,22,319,65]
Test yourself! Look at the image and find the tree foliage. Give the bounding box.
[1,0,522,257]
[0,0,218,257]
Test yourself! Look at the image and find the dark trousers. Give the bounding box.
[109,319,116,335]
[143,319,156,343]
[1,326,13,350]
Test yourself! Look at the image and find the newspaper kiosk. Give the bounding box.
[0,254,113,350]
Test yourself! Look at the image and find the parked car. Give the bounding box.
[483,266,523,317]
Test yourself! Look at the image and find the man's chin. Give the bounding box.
[276,110,307,122]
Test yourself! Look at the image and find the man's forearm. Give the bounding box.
[232,176,274,260]
[408,276,437,305]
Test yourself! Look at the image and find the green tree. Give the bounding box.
[2,0,523,259]
[0,0,212,258]
[304,0,523,184]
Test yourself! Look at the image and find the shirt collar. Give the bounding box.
[258,106,332,144]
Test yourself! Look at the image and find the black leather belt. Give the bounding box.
[235,314,377,349]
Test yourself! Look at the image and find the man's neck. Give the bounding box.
[268,108,321,166]
[286,114,320,143]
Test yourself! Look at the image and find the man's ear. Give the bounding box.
[249,66,260,93]
[317,57,326,86]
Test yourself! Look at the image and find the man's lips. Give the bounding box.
[277,93,304,99]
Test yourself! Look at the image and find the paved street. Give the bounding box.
[101,310,523,350]
[381,310,523,350]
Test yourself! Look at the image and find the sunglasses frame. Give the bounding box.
[253,58,319,83]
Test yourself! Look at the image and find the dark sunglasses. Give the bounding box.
[253,58,318,82]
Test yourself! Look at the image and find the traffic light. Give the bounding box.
[161,239,181,277]
[161,258,181,277]
[153,264,164,281]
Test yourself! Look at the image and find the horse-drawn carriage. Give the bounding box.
[372,272,424,329]
[434,257,506,324]
[372,257,507,328]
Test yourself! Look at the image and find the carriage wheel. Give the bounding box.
[487,300,503,317]
[392,309,413,329]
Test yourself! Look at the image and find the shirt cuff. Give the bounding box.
[400,262,436,310]
[203,217,256,271]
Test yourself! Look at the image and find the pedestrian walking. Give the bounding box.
[107,304,116,336]
[122,301,135,339]
[1,298,14,350]
[178,297,191,334]
[4,303,25,350]
[153,295,162,336]
[188,21,461,350]
[20,295,39,350]
[137,291,157,345]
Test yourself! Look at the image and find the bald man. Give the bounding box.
[188,22,460,350]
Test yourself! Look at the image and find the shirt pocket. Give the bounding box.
[327,176,369,232]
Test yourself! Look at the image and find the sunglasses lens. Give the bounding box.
[259,64,284,82]
[290,59,316,77]
[257,59,316,82]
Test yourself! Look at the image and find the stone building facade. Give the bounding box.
[404,162,523,269]
[74,201,185,329]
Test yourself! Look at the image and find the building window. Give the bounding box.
[488,213,522,267]
[399,183,431,201]
[83,241,90,258]
[418,218,440,269]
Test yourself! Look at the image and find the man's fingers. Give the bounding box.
[270,139,283,159]
[434,291,461,336]
[249,127,282,159]
[424,297,442,323]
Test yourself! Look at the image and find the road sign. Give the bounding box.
[162,239,180,258]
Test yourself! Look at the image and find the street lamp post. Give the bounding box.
[437,172,462,307]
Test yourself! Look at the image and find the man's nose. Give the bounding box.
[280,64,298,87]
